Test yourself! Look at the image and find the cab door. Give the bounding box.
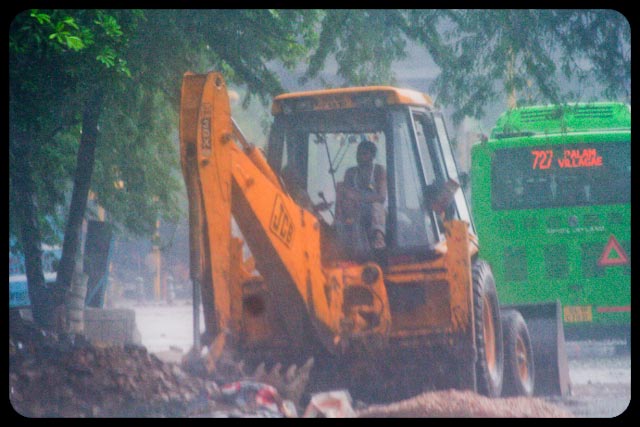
[388,108,444,256]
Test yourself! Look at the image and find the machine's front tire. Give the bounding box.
[472,260,504,397]
[501,309,535,397]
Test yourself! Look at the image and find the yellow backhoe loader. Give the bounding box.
[179,72,569,402]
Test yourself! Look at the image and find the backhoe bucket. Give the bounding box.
[503,300,571,396]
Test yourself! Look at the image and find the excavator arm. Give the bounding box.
[180,72,391,368]
[180,72,234,347]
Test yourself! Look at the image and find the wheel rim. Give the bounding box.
[515,334,530,383]
[482,295,496,373]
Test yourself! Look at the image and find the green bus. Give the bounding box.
[470,102,630,341]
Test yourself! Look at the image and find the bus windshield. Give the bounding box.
[491,141,630,210]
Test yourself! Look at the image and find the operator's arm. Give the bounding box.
[371,164,387,204]
[336,168,357,222]
[344,164,387,204]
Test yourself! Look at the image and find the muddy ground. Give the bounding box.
[543,340,631,418]
[135,301,633,418]
[9,300,631,418]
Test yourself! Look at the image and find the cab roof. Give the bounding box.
[272,86,433,115]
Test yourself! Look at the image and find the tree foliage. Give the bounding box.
[298,10,629,124]
[10,8,631,243]
[9,10,143,245]
[302,10,409,86]
[9,9,630,328]
[407,9,630,123]
[10,9,147,326]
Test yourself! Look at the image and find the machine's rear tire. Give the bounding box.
[472,260,504,397]
[501,309,535,397]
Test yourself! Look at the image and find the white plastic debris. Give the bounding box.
[220,380,289,417]
[280,399,298,418]
[303,390,356,418]
[221,381,278,410]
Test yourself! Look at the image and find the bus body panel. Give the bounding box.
[471,103,630,339]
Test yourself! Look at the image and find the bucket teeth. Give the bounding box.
[236,360,246,377]
[247,357,315,406]
[269,363,283,382]
[252,362,266,379]
[285,364,298,382]
[184,343,316,406]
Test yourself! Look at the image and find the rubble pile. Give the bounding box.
[9,318,304,418]
[10,329,220,417]
[10,319,574,418]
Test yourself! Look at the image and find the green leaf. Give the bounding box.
[62,17,79,30]
[117,59,132,77]
[30,10,51,25]
[97,55,115,67]
[65,36,84,51]
[268,9,280,19]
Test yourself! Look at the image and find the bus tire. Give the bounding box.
[472,260,504,397]
[501,309,535,397]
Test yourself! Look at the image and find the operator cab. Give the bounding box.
[266,87,474,264]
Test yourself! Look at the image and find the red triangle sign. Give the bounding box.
[597,235,629,267]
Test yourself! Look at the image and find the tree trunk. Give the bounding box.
[9,127,52,328]
[55,88,105,306]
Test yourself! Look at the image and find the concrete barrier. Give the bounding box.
[83,308,142,346]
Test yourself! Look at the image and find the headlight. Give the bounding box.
[361,264,380,285]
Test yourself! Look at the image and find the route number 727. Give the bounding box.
[531,149,554,169]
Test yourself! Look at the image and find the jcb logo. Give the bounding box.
[270,194,294,247]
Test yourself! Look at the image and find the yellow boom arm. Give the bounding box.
[179,72,391,360]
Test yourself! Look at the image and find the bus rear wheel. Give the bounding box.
[501,309,535,397]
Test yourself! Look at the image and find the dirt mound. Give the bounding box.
[9,318,574,418]
[356,389,574,417]
[9,322,220,417]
